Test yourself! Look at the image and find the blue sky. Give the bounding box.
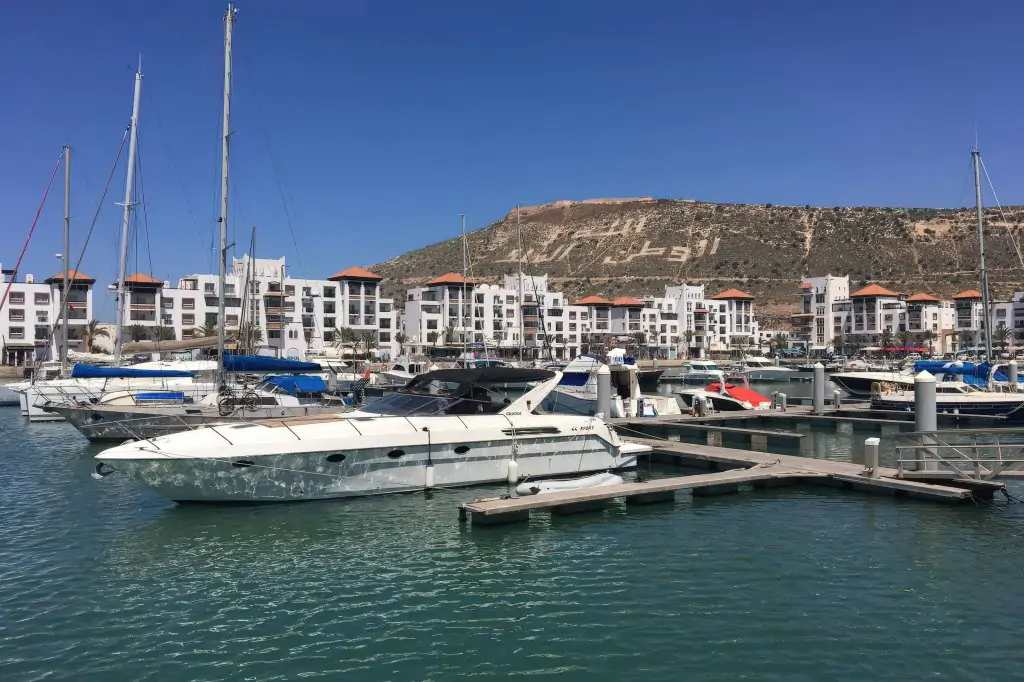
[1,1,1022,318]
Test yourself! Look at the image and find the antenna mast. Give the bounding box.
[217,4,237,369]
[972,147,993,363]
[113,60,143,365]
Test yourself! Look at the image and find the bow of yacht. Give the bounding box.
[94,367,647,502]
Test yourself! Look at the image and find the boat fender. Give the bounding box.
[91,462,115,480]
[516,482,541,496]
[506,459,519,484]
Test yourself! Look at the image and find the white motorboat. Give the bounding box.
[15,360,219,422]
[662,360,722,383]
[736,356,798,383]
[94,367,647,502]
[378,355,434,384]
[515,472,625,496]
[676,372,773,413]
[872,382,1024,421]
[541,354,681,418]
[0,381,23,406]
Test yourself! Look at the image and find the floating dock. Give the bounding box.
[458,438,1008,526]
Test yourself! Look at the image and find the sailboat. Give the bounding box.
[871,147,1024,418]
[12,91,219,422]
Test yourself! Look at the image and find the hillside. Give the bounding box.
[370,198,1024,328]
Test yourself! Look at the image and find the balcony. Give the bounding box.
[349,315,361,325]
[266,322,285,331]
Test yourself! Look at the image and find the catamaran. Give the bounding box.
[93,367,649,502]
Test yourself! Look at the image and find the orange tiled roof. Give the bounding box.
[123,273,164,285]
[327,266,383,281]
[905,292,939,303]
[612,296,645,307]
[424,272,478,286]
[45,269,95,283]
[799,281,813,289]
[710,288,754,300]
[574,295,611,305]
[850,284,900,298]
[952,289,983,300]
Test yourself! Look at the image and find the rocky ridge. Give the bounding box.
[370,198,1024,328]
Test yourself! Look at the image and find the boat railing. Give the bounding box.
[894,428,1024,480]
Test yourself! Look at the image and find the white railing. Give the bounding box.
[895,428,1024,480]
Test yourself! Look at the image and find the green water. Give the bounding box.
[2,408,1023,681]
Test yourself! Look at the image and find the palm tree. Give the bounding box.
[896,330,913,354]
[153,326,175,342]
[395,332,408,355]
[683,329,695,358]
[125,324,147,342]
[879,329,894,355]
[358,330,378,358]
[771,332,790,356]
[994,323,1012,356]
[426,331,439,345]
[194,321,219,338]
[80,319,109,351]
[234,322,263,353]
[443,324,457,346]
[830,332,844,356]
[331,326,358,346]
[920,329,935,355]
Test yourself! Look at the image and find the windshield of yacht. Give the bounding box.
[364,367,555,417]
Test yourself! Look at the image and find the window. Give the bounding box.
[285,285,295,295]
[9,292,24,305]
[427,320,438,330]
[226,315,239,326]
[34,293,49,305]
[268,330,281,340]
[9,326,24,339]
[182,298,195,310]
[380,318,391,329]
[162,298,174,309]
[379,302,392,313]
[288,329,298,339]
[323,286,335,298]
[569,311,576,320]
[379,331,391,342]
[324,317,335,328]
[182,314,195,325]
[475,293,484,304]
[204,283,215,293]
[8,309,25,321]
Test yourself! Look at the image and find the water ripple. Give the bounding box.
[1,410,1023,681]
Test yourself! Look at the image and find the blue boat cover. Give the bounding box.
[134,392,186,401]
[558,372,591,387]
[222,354,322,373]
[70,364,193,379]
[913,361,1008,384]
[266,375,326,395]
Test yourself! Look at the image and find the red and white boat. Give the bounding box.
[675,372,773,412]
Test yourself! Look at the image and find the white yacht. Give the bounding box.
[541,354,680,418]
[676,372,773,412]
[378,355,434,384]
[93,367,649,502]
[872,382,1024,421]
[736,356,798,383]
[14,360,219,422]
[44,375,355,442]
[663,360,722,383]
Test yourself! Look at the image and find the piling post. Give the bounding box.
[914,371,937,472]
[778,392,787,412]
[1009,360,1018,392]
[596,364,611,419]
[833,389,842,409]
[863,437,880,478]
[812,362,825,414]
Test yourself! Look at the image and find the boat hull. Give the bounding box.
[100,434,636,502]
[744,369,797,383]
[871,396,1024,420]
[23,381,216,422]
[0,383,20,406]
[830,373,913,398]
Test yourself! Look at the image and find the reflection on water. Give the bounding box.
[1,407,1023,681]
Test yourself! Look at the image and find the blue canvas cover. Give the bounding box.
[265,375,327,395]
[70,364,193,379]
[222,354,322,373]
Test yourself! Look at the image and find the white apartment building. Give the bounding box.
[792,274,850,353]
[1,268,95,366]
[401,272,587,360]
[115,256,397,359]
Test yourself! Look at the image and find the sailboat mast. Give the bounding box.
[113,62,143,366]
[516,205,524,363]
[61,144,70,372]
[217,4,236,368]
[972,148,993,361]
[461,213,469,357]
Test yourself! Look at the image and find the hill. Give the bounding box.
[370,198,1024,327]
